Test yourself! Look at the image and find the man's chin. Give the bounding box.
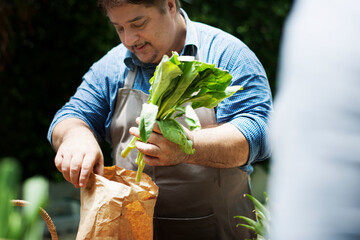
[135,52,160,65]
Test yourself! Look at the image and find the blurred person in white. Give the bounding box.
[269,0,360,239]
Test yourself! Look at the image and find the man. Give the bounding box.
[48,0,272,239]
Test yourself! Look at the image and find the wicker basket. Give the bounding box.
[11,200,58,240]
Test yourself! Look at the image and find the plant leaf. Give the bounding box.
[157,119,195,154]
[0,158,21,238]
[23,176,48,223]
[173,106,186,119]
[236,223,256,232]
[190,85,243,109]
[245,193,270,219]
[139,103,159,143]
[158,61,199,119]
[184,105,201,131]
[234,216,264,236]
[22,176,48,240]
[149,54,182,106]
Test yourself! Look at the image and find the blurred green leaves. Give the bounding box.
[0,157,49,239]
[235,192,271,240]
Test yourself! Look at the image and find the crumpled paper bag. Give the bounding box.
[76,165,158,240]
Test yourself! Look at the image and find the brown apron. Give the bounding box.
[110,66,256,240]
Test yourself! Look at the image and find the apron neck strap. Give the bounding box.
[124,66,138,89]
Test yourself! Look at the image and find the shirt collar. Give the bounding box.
[124,51,157,70]
[124,51,135,71]
[180,8,199,57]
[124,8,199,69]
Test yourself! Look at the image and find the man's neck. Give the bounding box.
[172,12,187,55]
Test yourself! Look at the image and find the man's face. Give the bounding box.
[108,1,182,64]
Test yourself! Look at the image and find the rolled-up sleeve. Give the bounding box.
[216,47,273,170]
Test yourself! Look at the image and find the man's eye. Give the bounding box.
[116,27,124,33]
[132,20,147,28]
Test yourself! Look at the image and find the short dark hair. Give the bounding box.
[98,0,181,13]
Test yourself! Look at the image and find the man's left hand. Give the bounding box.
[129,121,192,166]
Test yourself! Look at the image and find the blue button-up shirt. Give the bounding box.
[48,10,272,174]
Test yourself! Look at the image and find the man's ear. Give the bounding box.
[166,0,177,13]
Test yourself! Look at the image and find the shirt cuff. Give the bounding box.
[47,112,101,147]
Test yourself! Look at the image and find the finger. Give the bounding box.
[93,159,104,176]
[69,153,84,188]
[54,152,63,172]
[78,153,96,188]
[142,154,161,166]
[135,140,161,157]
[130,125,162,141]
[129,127,140,138]
[134,118,161,134]
[146,130,166,145]
[61,155,71,183]
[152,122,162,134]
[93,152,104,177]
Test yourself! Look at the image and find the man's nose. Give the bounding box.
[122,29,139,46]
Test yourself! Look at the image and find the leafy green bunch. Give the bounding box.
[121,52,242,182]
[234,193,271,240]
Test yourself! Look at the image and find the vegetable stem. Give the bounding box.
[121,136,138,158]
[135,152,145,182]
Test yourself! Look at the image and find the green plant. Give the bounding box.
[121,52,242,181]
[234,192,270,240]
[0,157,49,240]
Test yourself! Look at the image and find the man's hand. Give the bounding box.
[52,118,104,188]
[129,121,192,166]
[129,118,249,168]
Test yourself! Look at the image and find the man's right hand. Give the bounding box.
[52,118,104,188]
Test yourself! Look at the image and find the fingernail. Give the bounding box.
[129,128,136,135]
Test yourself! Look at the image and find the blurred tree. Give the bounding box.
[182,0,293,92]
[0,0,292,181]
[0,0,118,180]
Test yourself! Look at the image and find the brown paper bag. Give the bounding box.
[76,166,158,240]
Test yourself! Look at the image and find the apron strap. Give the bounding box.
[124,66,138,89]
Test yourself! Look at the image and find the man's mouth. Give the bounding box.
[133,42,148,51]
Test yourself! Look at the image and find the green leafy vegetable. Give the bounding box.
[121,52,242,182]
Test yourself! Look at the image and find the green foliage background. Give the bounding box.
[0,0,292,181]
